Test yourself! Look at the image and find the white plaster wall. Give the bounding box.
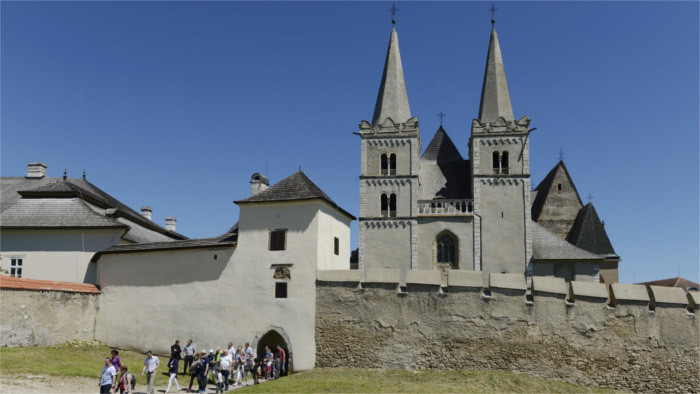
[416,217,474,271]
[0,229,124,283]
[96,200,347,371]
[316,203,352,270]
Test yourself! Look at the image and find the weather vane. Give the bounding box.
[558,148,565,162]
[489,2,497,25]
[390,3,398,25]
[437,111,446,126]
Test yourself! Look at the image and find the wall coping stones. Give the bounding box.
[364,269,400,284]
[489,273,526,291]
[447,270,484,288]
[317,270,361,283]
[648,285,690,306]
[570,281,609,300]
[406,270,441,286]
[532,276,567,295]
[610,283,650,303]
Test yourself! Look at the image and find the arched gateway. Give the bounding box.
[252,327,292,373]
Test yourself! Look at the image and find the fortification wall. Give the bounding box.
[0,289,98,346]
[315,270,700,392]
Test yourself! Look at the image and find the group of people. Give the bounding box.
[98,339,288,394]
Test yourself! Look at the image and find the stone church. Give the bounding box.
[358,22,620,284]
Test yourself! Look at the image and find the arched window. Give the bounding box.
[435,232,458,270]
[492,151,500,175]
[389,154,397,176]
[380,154,388,176]
[389,193,397,217]
[500,151,509,175]
[380,194,388,217]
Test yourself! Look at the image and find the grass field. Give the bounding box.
[0,342,616,393]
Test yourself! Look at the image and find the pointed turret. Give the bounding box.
[372,27,411,125]
[478,26,514,123]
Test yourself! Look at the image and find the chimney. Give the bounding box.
[141,206,152,220]
[250,173,269,196]
[27,162,47,179]
[165,217,177,232]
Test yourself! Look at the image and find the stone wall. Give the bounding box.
[315,271,700,392]
[0,289,98,346]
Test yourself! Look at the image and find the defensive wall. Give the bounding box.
[0,277,99,347]
[315,270,700,393]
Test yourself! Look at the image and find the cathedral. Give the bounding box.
[357,20,620,283]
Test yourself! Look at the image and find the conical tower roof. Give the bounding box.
[478,27,514,123]
[567,203,617,257]
[372,27,411,125]
[421,126,463,163]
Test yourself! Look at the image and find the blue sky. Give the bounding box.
[1,1,698,284]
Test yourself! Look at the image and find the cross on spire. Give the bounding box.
[389,3,398,25]
[489,2,497,25]
[558,148,565,162]
[587,193,594,203]
[437,111,446,126]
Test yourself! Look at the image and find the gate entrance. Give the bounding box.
[255,329,291,374]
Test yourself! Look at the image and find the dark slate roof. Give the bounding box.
[531,221,604,261]
[1,177,186,240]
[531,161,583,221]
[419,127,472,200]
[421,127,463,162]
[567,203,617,257]
[1,198,127,228]
[235,171,355,219]
[93,223,238,260]
[638,277,699,291]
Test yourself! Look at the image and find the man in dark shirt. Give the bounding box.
[171,340,182,360]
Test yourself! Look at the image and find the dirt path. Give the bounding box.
[0,374,267,393]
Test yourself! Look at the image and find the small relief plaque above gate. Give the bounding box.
[273,267,291,280]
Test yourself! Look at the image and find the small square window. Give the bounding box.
[275,282,287,298]
[9,258,22,278]
[269,230,286,251]
[334,237,339,255]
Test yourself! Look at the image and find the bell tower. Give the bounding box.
[469,22,532,274]
[358,24,420,274]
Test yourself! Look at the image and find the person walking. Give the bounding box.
[114,365,132,394]
[99,357,117,394]
[244,343,253,361]
[171,340,182,361]
[219,350,232,391]
[277,345,286,376]
[165,356,180,394]
[183,339,196,375]
[110,350,123,372]
[141,350,160,394]
[197,352,209,394]
[186,353,201,393]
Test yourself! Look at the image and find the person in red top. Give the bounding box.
[276,345,286,376]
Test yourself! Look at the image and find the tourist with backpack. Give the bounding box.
[186,353,201,393]
[114,365,134,394]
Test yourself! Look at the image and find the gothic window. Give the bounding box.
[492,151,500,175]
[435,232,458,270]
[381,194,388,217]
[389,154,397,175]
[501,151,509,174]
[389,193,397,217]
[380,154,388,176]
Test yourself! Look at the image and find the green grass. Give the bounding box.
[241,369,615,393]
[0,343,616,393]
[0,341,183,387]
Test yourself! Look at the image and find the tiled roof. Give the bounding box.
[567,203,617,257]
[531,161,583,221]
[93,223,238,259]
[0,275,100,294]
[638,277,699,291]
[0,198,127,228]
[419,127,471,200]
[531,221,604,261]
[235,171,355,219]
[0,177,186,240]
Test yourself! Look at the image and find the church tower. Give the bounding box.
[358,24,420,274]
[469,22,533,274]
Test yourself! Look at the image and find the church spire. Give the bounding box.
[478,26,514,123]
[372,27,411,125]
